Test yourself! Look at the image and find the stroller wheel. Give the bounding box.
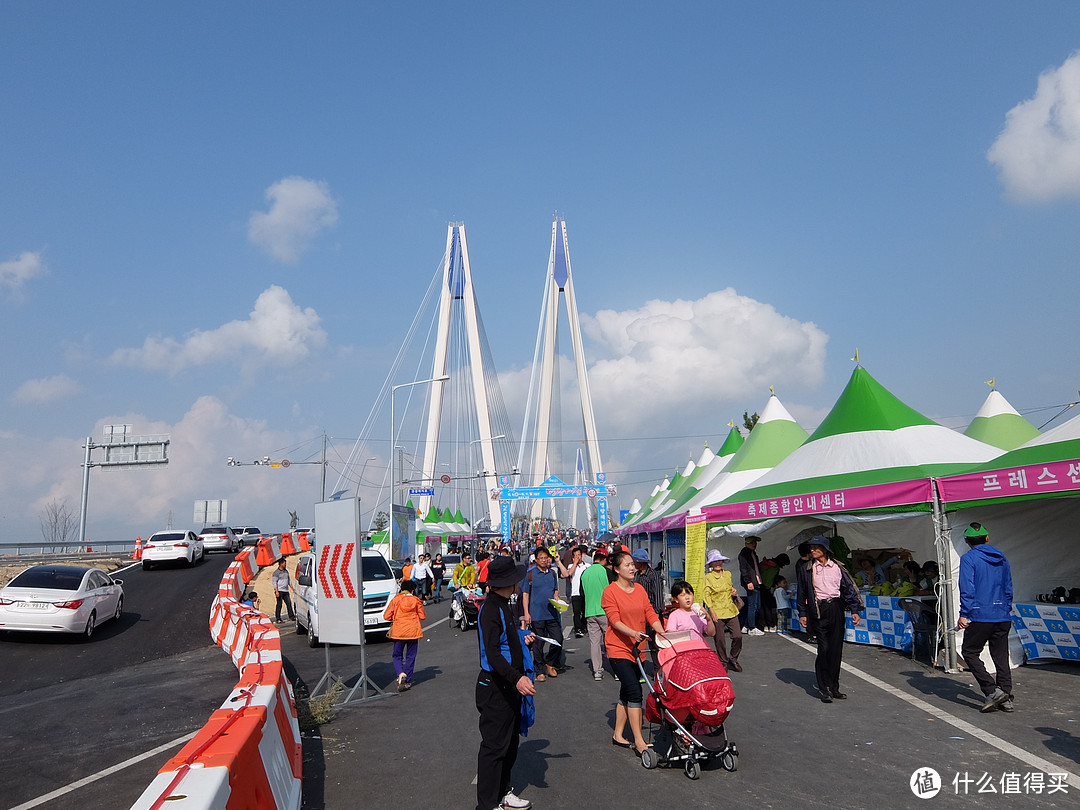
[684,760,700,780]
[641,748,659,770]
[720,751,738,772]
[459,614,470,632]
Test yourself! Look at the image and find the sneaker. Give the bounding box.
[749,628,766,636]
[980,688,1008,712]
[999,697,1015,713]
[501,789,531,809]
[396,673,406,692]
[593,671,605,681]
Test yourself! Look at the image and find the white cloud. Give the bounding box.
[580,288,828,434]
[12,374,80,405]
[248,176,338,262]
[0,398,324,543]
[0,251,47,291]
[988,51,1080,202]
[108,285,327,373]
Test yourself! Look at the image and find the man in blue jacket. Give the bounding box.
[957,522,1015,713]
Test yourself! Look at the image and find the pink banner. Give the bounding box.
[937,459,1080,505]
[702,478,933,524]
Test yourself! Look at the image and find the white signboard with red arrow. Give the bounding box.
[313,497,364,645]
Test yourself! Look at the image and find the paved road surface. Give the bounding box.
[0,554,238,810]
[4,566,1079,810]
[281,611,1080,810]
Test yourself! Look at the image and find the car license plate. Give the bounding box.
[363,615,380,626]
[17,602,50,610]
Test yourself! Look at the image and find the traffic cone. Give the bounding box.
[87,542,93,552]
[131,537,143,561]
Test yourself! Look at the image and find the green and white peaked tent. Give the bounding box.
[621,475,673,527]
[964,389,1040,451]
[622,425,747,531]
[681,394,809,516]
[705,367,1002,523]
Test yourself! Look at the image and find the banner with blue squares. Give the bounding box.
[792,586,913,651]
[1012,603,1080,661]
[844,595,913,652]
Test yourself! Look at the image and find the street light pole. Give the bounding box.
[390,375,449,557]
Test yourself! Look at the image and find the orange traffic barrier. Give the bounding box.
[278,532,298,556]
[131,537,142,560]
[254,536,278,567]
[297,531,311,552]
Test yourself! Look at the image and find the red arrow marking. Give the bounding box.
[328,545,344,598]
[341,544,356,598]
[318,548,332,599]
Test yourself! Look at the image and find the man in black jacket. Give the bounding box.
[797,536,862,703]
[738,536,764,635]
[476,556,536,810]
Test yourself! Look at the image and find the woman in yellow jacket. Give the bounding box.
[384,580,427,691]
[703,549,743,672]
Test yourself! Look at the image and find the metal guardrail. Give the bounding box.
[0,541,136,557]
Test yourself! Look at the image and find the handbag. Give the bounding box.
[734,593,745,610]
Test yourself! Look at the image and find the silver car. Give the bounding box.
[0,565,124,639]
[198,526,240,554]
[143,530,206,568]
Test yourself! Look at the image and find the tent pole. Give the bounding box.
[931,478,959,672]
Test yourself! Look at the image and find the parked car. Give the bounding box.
[142,530,205,569]
[233,526,262,547]
[199,526,240,554]
[0,564,124,639]
[293,549,398,646]
[441,554,462,584]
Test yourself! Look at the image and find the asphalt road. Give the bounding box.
[281,610,1080,810]
[0,553,239,810]
[4,563,1079,810]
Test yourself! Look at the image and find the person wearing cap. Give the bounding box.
[475,555,536,810]
[631,548,665,616]
[796,536,862,703]
[958,522,1015,713]
[272,557,295,623]
[738,536,765,635]
[703,549,743,671]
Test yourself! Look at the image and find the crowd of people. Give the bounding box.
[378,525,1013,810]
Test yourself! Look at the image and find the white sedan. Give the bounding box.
[0,565,124,639]
[142,530,205,569]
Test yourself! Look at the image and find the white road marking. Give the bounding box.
[7,731,196,810]
[779,633,1080,787]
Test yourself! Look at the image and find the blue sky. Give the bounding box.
[2,3,1079,542]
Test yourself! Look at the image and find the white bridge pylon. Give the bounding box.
[521,217,605,525]
[417,223,503,528]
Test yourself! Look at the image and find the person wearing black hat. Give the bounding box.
[797,536,862,702]
[475,555,536,810]
[958,522,1015,713]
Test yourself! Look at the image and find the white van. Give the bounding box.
[292,548,398,647]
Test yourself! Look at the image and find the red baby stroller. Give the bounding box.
[640,631,738,778]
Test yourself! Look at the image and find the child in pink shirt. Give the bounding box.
[664,581,716,642]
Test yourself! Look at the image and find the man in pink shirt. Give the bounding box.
[797,536,863,703]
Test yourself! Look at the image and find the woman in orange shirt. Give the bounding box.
[384,580,426,691]
[602,550,666,756]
